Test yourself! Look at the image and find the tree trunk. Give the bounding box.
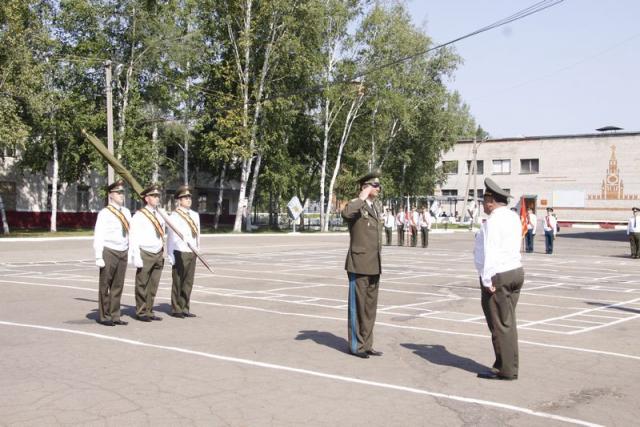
[151,121,159,182]
[0,194,9,234]
[245,152,262,231]
[213,163,227,231]
[323,90,365,231]
[116,12,137,157]
[50,138,58,233]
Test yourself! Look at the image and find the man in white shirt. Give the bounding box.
[383,207,395,245]
[626,207,640,259]
[93,180,132,326]
[129,184,166,322]
[474,178,524,381]
[419,207,433,248]
[525,208,537,253]
[542,207,558,254]
[410,207,419,247]
[395,206,406,246]
[167,185,201,318]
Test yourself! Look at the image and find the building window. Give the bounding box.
[492,159,511,174]
[198,193,207,212]
[46,184,62,211]
[468,189,484,199]
[520,158,539,174]
[441,189,458,196]
[442,161,458,175]
[466,160,484,175]
[0,181,17,210]
[77,184,89,211]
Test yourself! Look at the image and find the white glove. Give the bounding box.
[168,254,175,266]
[133,256,143,268]
[96,258,105,268]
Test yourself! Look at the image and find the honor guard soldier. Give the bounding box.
[627,207,640,259]
[129,184,166,322]
[167,185,200,318]
[543,207,558,254]
[474,178,524,380]
[383,207,395,245]
[525,208,537,253]
[420,206,433,248]
[341,170,384,359]
[395,206,406,246]
[93,180,132,326]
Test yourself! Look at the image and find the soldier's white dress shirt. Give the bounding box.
[129,206,166,264]
[627,215,640,234]
[474,206,522,288]
[167,208,200,255]
[93,203,132,260]
[383,212,396,228]
[542,214,558,234]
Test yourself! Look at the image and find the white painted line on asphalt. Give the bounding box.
[568,314,640,335]
[0,320,603,427]
[520,297,640,328]
[2,279,640,361]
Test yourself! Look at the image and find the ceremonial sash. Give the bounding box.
[175,208,198,238]
[139,208,164,238]
[106,205,129,236]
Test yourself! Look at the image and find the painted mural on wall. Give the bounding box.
[588,145,639,201]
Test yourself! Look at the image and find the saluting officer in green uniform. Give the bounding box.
[342,170,384,359]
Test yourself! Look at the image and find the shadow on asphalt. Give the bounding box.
[558,230,628,242]
[586,301,640,314]
[295,330,350,355]
[401,343,491,374]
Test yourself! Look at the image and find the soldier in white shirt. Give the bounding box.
[395,206,406,246]
[524,208,537,253]
[474,178,524,381]
[419,207,433,248]
[93,180,132,326]
[382,207,396,245]
[626,207,640,259]
[410,207,419,247]
[542,207,558,254]
[129,184,166,322]
[167,185,200,318]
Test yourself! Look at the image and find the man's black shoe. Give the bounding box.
[170,313,185,319]
[183,312,196,318]
[136,315,152,322]
[112,320,128,326]
[351,352,370,359]
[149,315,163,321]
[366,349,383,356]
[477,372,517,380]
[99,320,115,326]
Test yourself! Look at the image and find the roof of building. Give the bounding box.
[457,131,640,144]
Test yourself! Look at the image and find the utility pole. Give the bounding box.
[105,60,115,184]
[471,137,479,228]
[463,137,477,228]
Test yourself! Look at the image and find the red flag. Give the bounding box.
[519,197,528,237]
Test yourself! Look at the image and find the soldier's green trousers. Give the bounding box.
[98,247,128,322]
[480,267,524,379]
[135,249,164,317]
[171,250,196,314]
[347,273,380,354]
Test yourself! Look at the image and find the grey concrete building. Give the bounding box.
[436,131,640,224]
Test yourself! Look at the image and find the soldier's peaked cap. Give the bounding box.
[633,207,640,212]
[358,169,381,185]
[140,184,161,198]
[175,185,192,199]
[483,177,511,201]
[107,180,125,193]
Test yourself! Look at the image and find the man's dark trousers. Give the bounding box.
[347,273,380,354]
[480,267,524,379]
[98,247,128,322]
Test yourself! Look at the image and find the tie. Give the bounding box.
[547,216,551,228]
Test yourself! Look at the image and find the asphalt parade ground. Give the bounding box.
[0,228,638,426]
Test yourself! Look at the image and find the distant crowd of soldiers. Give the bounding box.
[381,206,434,248]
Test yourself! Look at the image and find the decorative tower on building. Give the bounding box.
[601,145,623,199]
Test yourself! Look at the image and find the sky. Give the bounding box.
[406,0,640,138]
